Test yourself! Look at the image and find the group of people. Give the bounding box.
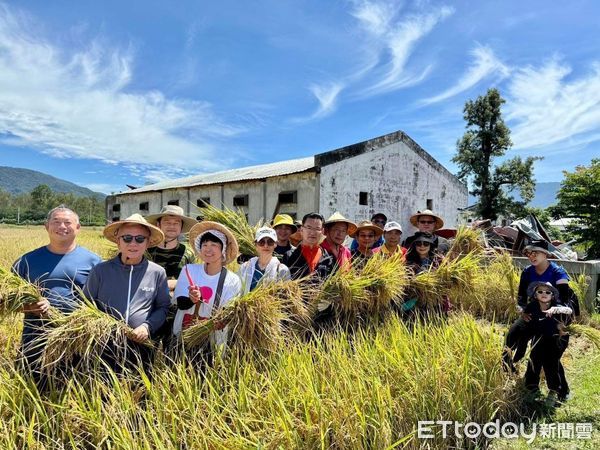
[12,204,579,406]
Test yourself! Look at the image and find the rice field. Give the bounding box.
[1,224,598,449]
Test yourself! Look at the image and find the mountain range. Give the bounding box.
[0,166,105,199]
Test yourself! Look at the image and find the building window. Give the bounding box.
[233,195,249,207]
[288,213,297,220]
[112,204,121,212]
[197,197,210,207]
[278,191,297,204]
[426,199,433,210]
[139,202,149,212]
[359,192,368,206]
[167,199,179,206]
[112,216,120,222]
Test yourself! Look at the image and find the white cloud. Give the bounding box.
[0,4,242,181]
[506,58,600,151]
[291,82,345,123]
[356,5,454,97]
[420,44,510,105]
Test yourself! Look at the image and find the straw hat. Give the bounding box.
[350,220,384,238]
[188,221,239,265]
[324,212,357,235]
[103,214,165,248]
[145,205,197,233]
[272,214,298,232]
[409,209,444,230]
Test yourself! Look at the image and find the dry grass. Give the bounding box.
[0,265,44,317]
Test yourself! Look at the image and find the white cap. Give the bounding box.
[384,221,402,233]
[255,226,277,242]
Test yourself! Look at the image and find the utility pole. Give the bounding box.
[17,206,20,224]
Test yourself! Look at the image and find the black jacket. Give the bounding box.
[283,245,335,280]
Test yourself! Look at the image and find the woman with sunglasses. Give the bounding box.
[522,281,573,406]
[238,227,291,294]
[405,232,440,274]
[402,232,451,315]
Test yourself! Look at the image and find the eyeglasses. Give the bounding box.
[119,234,148,244]
[418,220,435,224]
[415,241,430,247]
[536,290,552,295]
[526,251,539,257]
[257,239,275,247]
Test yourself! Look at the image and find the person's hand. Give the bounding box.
[188,285,201,304]
[22,298,50,316]
[129,324,150,343]
[521,312,532,322]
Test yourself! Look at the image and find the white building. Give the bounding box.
[106,130,468,233]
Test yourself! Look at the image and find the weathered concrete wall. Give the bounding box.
[265,172,317,222]
[318,137,467,234]
[106,192,162,221]
[108,171,318,226]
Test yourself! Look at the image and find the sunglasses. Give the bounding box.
[257,239,276,247]
[419,220,435,224]
[415,241,431,247]
[536,290,553,295]
[119,234,148,244]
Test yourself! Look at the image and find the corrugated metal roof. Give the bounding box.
[123,156,315,194]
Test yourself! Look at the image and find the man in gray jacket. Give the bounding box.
[85,214,170,373]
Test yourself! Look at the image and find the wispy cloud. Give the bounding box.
[295,1,453,121]
[506,57,600,151]
[355,4,454,97]
[0,4,242,182]
[420,44,510,105]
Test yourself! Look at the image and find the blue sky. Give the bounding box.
[0,0,598,194]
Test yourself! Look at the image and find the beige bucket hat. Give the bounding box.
[103,214,165,248]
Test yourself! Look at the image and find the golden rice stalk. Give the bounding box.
[197,204,261,257]
[315,265,371,323]
[566,324,600,350]
[360,253,409,315]
[183,281,293,353]
[42,297,151,369]
[446,226,486,260]
[0,266,44,317]
[412,252,482,309]
[569,273,590,309]
[270,279,313,333]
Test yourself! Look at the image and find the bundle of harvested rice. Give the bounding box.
[197,204,260,257]
[0,266,44,318]
[566,324,600,350]
[183,281,292,353]
[315,265,371,322]
[360,253,408,315]
[446,227,486,259]
[42,297,152,369]
[270,279,313,332]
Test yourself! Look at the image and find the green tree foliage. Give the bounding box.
[551,159,600,259]
[0,185,105,225]
[453,88,541,221]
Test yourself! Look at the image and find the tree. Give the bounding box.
[551,159,600,259]
[453,88,541,221]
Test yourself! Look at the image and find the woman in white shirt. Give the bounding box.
[238,227,291,294]
[172,221,242,352]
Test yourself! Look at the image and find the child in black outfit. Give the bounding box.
[523,281,573,406]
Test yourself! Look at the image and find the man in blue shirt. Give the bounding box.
[502,240,577,401]
[12,205,101,386]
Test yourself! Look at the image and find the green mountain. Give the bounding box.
[0,166,105,199]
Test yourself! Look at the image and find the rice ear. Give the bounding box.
[0,266,45,318]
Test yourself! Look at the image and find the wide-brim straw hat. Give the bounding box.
[272,214,298,232]
[350,220,384,238]
[324,212,357,236]
[409,209,444,230]
[104,214,165,248]
[188,221,239,265]
[526,281,559,300]
[145,205,197,233]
